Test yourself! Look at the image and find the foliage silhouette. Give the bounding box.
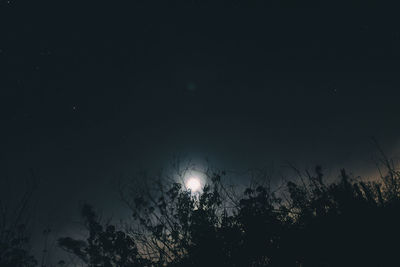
[58,204,149,267]
[57,157,400,266]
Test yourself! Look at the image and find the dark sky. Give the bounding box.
[1,0,400,257]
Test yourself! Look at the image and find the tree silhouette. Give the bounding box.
[58,204,148,267]
[56,156,400,266]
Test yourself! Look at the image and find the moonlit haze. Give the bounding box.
[2,1,400,266]
[185,177,202,193]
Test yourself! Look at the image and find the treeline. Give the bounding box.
[2,158,400,266]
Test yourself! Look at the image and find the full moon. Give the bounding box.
[186,177,202,192]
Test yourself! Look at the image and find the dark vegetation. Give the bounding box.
[0,177,38,267]
[2,154,400,266]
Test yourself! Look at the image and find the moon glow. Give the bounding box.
[186,177,202,192]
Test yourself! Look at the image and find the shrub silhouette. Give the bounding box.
[58,160,400,266]
[58,204,149,267]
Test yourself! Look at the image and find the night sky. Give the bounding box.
[1,0,400,256]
